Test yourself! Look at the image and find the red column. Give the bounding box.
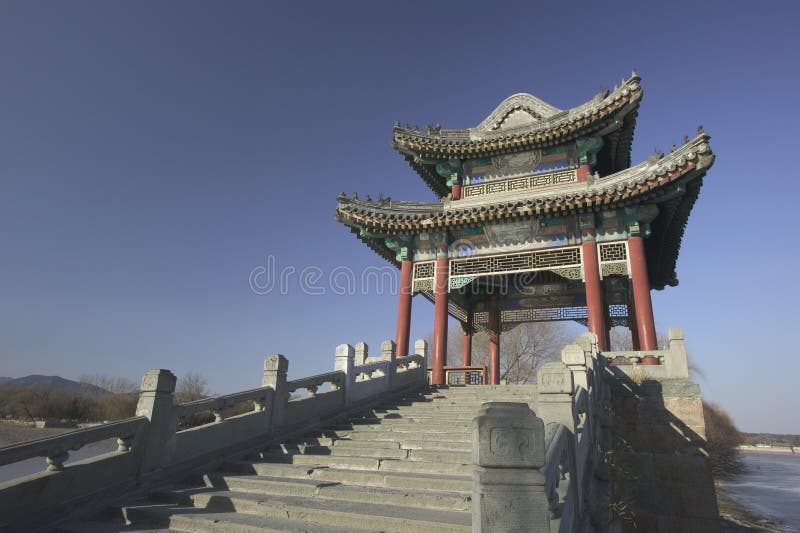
[488,292,500,385]
[581,239,608,351]
[628,236,657,350]
[432,247,449,385]
[395,259,413,357]
[452,183,462,201]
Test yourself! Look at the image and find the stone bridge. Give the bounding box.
[0,329,717,532]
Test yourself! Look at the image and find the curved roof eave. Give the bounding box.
[337,133,713,235]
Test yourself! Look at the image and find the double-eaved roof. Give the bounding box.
[335,73,714,291]
[393,72,643,197]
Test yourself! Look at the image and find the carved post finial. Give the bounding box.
[355,342,369,366]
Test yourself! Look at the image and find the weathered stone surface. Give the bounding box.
[561,344,586,366]
[472,403,545,468]
[354,342,369,365]
[537,361,573,395]
[472,402,549,533]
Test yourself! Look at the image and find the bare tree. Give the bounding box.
[79,373,138,395]
[430,320,573,384]
[175,371,210,403]
[609,326,669,351]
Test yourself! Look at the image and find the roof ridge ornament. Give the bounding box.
[475,93,562,132]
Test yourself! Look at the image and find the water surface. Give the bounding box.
[721,450,800,531]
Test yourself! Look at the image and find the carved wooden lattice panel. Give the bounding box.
[474,304,629,326]
[597,241,629,279]
[412,261,435,293]
[450,247,581,278]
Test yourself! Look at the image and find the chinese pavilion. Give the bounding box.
[335,71,714,385]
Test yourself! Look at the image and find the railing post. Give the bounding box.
[537,362,575,430]
[382,339,396,389]
[537,361,582,522]
[415,338,428,378]
[562,344,588,390]
[135,369,177,473]
[355,342,369,366]
[262,354,289,427]
[335,343,355,405]
[472,403,549,533]
[665,327,689,379]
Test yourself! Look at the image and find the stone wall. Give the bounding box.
[608,374,719,531]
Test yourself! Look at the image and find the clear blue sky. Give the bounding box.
[1,1,798,433]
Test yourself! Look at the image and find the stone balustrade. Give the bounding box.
[472,331,609,532]
[0,338,428,531]
[0,416,148,472]
[603,327,690,380]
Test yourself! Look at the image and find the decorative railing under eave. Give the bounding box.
[0,338,429,531]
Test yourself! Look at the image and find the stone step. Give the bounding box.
[266,444,471,464]
[204,473,471,512]
[342,418,472,429]
[221,462,472,492]
[427,385,538,392]
[408,449,471,463]
[348,414,477,424]
[150,488,471,533]
[54,518,180,532]
[322,424,470,435]
[312,429,472,448]
[262,452,471,475]
[341,437,467,451]
[120,502,378,533]
[280,435,471,453]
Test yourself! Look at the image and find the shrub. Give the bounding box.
[703,401,745,477]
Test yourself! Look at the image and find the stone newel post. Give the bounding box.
[354,342,369,366]
[334,343,355,405]
[415,338,429,374]
[472,402,550,533]
[262,354,289,427]
[665,327,689,379]
[135,369,177,473]
[382,339,396,387]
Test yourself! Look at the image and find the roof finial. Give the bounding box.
[683,134,690,144]
[631,68,638,78]
[670,144,676,153]
[697,124,705,134]
[394,120,400,128]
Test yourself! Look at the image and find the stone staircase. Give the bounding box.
[59,384,538,533]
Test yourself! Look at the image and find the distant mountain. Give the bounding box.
[0,375,109,396]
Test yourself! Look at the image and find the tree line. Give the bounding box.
[0,372,211,423]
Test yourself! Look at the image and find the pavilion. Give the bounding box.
[335,71,714,385]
